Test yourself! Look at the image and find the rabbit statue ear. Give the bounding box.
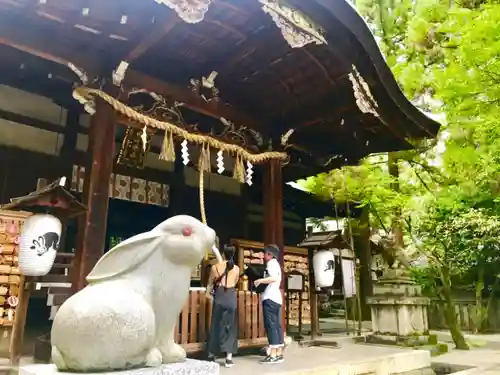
[86,231,162,283]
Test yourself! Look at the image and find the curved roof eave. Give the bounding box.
[291,0,441,138]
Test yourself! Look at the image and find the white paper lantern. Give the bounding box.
[312,250,335,288]
[19,214,61,276]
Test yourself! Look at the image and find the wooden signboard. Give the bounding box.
[0,210,31,359]
[231,239,311,326]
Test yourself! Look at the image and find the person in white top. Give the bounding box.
[254,244,284,364]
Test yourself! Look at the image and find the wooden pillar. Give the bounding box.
[9,276,31,366]
[306,226,319,338]
[307,248,319,337]
[263,159,284,263]
[262,159,285,333]
[72,96,116,292]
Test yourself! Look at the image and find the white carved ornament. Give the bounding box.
[155,0,212,24]
[259,0,327,48]
[348,65,379,118]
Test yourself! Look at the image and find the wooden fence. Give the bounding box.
[429,298,500,332]
[175,289,267,353]
[37,258,268,355]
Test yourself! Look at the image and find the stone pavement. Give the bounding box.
[219,344,430,375]
[0,344,431,375]
[4,318,500,374]
[434,350,500,374]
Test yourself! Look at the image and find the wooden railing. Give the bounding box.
[429,298,500,332]
[41,265,268,353]
[176,290,267,353]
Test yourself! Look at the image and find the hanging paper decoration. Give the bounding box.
[159,130,176,162]
[312,250,335,288]
[154,0,213,24]
[216,150,225,174]
[141,126,148,152]
[181,139,190,165]
[232,155,246,184]
[198,144,211,173]
[348,65,379,118]
[72,86,288,185]
[73,86,290,231]
[259,0,327,49]
[246,161,253,186]
[18,214,61,277]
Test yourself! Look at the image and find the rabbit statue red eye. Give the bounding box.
[182,227,192,237]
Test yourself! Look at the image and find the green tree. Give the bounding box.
[305,0,500,348]
[417,207,500,339]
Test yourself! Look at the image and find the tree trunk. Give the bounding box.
[440,266,469,350]
[475,266,484,333]
[482,268,500,333]
[388,153,404,247]
[355,207,373,320]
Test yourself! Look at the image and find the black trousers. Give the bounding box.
[262,299,284,347]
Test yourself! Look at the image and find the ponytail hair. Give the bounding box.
[223,245,236,271]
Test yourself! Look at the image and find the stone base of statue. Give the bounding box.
[367,268,430,346]
[20,360,219,375]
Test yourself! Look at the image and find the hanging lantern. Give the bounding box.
[312,250,335,288]
[19,214,61,276]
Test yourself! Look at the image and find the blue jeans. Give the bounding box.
[262,299,284,348]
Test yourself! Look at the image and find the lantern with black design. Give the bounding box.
[19,214,61,276]
[297,228,351,345]
[312,250,335,289]
[4,177,87,277]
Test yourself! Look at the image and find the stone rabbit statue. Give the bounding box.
[51,215,220,372]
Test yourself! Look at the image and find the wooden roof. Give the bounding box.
[3,177,87,219]
[0,0,441,180]
[297,230,348,250]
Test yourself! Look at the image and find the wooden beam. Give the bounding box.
[0,108,73,134]
[124,15,179,63]
[201,25,274,75]
[0,107,177,165]
[0,30,99,78]
[0,33,269,135]
[124,69,267,132]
